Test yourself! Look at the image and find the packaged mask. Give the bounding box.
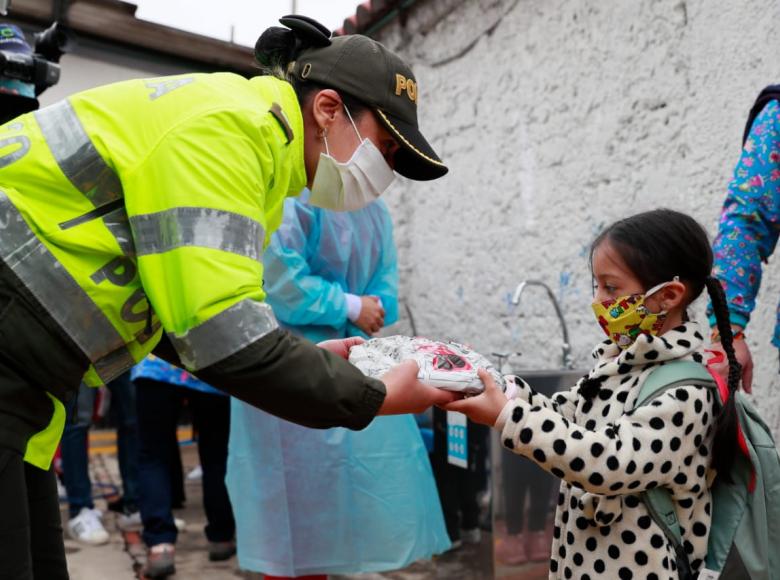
[349,335,507,394]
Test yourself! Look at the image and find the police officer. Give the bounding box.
[0,16,452,579]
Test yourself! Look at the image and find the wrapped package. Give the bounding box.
[349,335,506,394]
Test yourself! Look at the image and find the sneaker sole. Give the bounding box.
[208,550,236,562]
[145,564,176,579]
[67,529,110,546]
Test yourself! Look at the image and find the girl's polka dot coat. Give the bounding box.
[496,322,716,579]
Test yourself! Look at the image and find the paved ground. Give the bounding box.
[62,429,549,580]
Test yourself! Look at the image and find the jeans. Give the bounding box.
[135,378,235,547]
[60,372,139,518]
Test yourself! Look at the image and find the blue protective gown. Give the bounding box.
[226,193,450,576]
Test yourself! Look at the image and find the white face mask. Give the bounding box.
[308,105,396,212]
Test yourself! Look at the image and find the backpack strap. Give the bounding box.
[636,360,717,580]
[742,84,780,145]
[636,360,716,407]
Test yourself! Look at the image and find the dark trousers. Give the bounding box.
[0,255,90,580]
[135,379,235,547]
[431,408,488,542]
[61,373,140,517]
[501,447,553,534]
[0,449,68,580]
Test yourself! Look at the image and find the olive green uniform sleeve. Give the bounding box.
[157,329,385,430]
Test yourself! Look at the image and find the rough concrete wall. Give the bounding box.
[375,0,780,435]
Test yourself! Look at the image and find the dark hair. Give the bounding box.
[589,208,740,479]
[254,20,370,119]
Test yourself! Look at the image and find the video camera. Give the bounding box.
[1,21,67,96]
[0,20,68,123]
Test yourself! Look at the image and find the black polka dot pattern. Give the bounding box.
[497,323,714,579]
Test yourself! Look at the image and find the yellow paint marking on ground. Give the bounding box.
[89,445,118,455]
[86,427,194,456]
[89,431,118,441]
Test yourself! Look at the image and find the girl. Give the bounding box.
[448,209,741,579]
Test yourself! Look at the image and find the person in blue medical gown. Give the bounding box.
[226,191,450,578]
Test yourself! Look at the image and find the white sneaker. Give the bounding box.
[186,465,203,481]
[68,507,110,545]
[461,527,482,544]
[56,478,67,502]
[117,511,186,533]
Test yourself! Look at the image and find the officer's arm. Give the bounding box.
[196,329,385,429]
[151,329,385,429]
[127,109,385,429]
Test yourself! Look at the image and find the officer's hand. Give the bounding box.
[318,337,365,360]
[709,337,754,394]
[355,296,385,335]
[378,360,459,415]
[445,369,509,426]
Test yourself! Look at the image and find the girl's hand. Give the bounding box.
[444,369,509,427]
[318,337,365,360]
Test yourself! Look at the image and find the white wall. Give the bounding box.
[376,0,780,435]
[39,43,193,106]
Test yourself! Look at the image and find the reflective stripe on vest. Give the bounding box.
[0,191,135,382]
[129,207,265,261]
[168,298,278,370]
[35,101,136,256]
[34,100,123,207]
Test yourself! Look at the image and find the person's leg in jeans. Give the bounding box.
[189,391,235,545]
[0,448,69,580]
[60,384,97,518]
[169,441,185,509]
[136,378,181,548]
[107,371,140,513]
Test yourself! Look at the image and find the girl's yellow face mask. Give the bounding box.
[591,281,672,349]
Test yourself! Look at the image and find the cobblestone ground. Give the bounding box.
[64,430,535,580]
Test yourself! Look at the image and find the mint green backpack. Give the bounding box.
[636,360,780,580]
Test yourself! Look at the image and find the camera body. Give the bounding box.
[1,21,66,94]
[0,49,60,91]
[0,21,68,123]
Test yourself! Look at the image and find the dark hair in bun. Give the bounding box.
[254,15,331,75]
[255,15,370,120]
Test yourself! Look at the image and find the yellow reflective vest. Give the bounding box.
[0,73,307,467]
